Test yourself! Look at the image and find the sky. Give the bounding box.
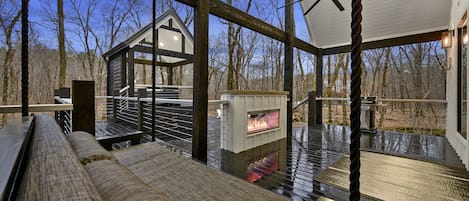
[24,0,311,52]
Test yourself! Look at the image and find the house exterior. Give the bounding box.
[103,9,194,97]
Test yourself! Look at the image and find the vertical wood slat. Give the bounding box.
[284,0,295,146]
[72,80,95,135]
[192,0,209,163]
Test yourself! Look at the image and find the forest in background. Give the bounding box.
[0,0,447,133]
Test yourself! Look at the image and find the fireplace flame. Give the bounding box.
[247,118,269,132]
[247,110,279,134]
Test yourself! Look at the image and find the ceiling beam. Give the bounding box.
[175,0,320,55]
[322,30,445,55]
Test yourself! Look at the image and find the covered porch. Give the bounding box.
[2,0,469,201]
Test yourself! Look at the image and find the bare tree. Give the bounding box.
[58,0,66,87]
[0,0,21,123]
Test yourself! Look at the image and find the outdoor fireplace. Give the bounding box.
[221,91,287,153]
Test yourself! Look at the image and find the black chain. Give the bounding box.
[21,0,29,117]
[350,0,362,200]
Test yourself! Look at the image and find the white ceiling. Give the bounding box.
[300,0,452,48]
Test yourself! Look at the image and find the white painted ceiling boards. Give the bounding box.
[300,0,452,48]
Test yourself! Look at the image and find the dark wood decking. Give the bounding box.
[112,142,290,201]
[96,121,138,138]
[95,119,469,201]
[315,151,469,201]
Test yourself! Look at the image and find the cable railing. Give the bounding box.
[54,97,73,134]
[316,97,447,135]
[109,95,227,152]
[118,85,130,111]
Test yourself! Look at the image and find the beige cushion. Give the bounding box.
[17,115,103,201]
[85,160,170,201]
[67,131,115,165]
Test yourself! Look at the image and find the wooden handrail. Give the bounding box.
[0,117,34,200]
[0,104,73,114]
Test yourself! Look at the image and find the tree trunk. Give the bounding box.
[58,0,67,88]
[0,9,21,124]
[378,47,391,128]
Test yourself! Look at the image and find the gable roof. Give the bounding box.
[300,0,451,49]
[103,9,193,58]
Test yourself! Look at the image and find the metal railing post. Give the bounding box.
[137,88,146,131]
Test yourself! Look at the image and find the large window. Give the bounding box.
[458,25,467,139]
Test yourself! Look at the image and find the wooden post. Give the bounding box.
[54,89,59,122]
[72,80,95,135]
[308,91,317,128]
[54,89,60,97]
[112,89,119,122]
[137,88,146,131]
[58,88,70,130]
[59,87,70,98]
[315,52,323,126]
[128,48,135,96]
[284,0,295,146]
[168,67,173,85]
[192,0,209,163]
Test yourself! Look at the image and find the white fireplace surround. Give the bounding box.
[221,91,287,153]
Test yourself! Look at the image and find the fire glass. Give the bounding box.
[247,110,280,135]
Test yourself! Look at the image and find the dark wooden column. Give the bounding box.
[315,52,323,126]
[192,0,209,163]
[284,0,295,146]
[128,48,135,96]
[308,91,317,128]
[59,87,70,98]
[168,68,173,85]
[72,80,95,135]
[58,88,70,130]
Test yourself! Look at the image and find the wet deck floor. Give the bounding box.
[206,124,468,200]
[96,120,469,201]
[315,151,469,201]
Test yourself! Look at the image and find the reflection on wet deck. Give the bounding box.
[207,124,468,200]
